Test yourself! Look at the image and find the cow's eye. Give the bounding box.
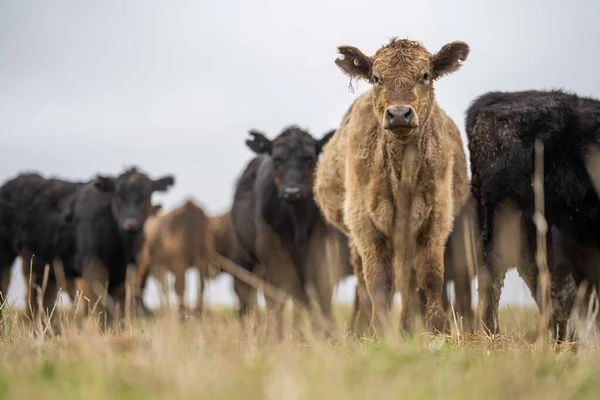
[371,75,381,85]
[420,72,431,83]
[303,156,314,165]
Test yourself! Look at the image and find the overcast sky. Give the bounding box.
[1,0,598,309]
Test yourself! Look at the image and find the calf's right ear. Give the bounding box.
[335,46,373,81]
[94,176,116,193]
[246,130,272,155]
[152,176,175,192]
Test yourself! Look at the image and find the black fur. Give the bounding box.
[467,89,600,339]
[0,167,175,326]
[0,173,82,280]
[230,126,336,333]
[74,168,175,311]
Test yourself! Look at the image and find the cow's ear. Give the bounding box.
[432,41,469,79]
[94,175,115,193]
[151,204,163,215]
[316,129,336,155]
[152,175,175,192]
[335,46,373,81]
[245,130,272,155]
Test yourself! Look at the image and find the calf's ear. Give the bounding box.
[432,41,469,79]
[94,175,116,193]
[317,129,336,155]
[152,175,175,192]
[335,46,373,81]
[246,130,272,155]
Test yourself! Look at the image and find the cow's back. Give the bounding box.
[152,201,212,266]
[314,94,368,235]
[467,90,600,244]
[0,173,81,264]
[231,157,264,262]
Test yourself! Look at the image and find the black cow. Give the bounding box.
[231,126,339,338]
[75,167,174,326]
[0,167,174,330]
[0,173,83,324]
[466,89,600,340]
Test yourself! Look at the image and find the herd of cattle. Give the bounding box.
[2,37,600,341]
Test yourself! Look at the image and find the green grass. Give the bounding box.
[0,306,598,400]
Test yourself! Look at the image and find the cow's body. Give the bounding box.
[0,168,174,330]
[315,38,470,334]
[0,173,84,324]
[231,126,348,338]
[466,89,600,339]
[136,199,215,316]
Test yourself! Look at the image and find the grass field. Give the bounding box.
[0,305,599,400]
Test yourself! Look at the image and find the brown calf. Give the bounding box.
[136,199,217,316]
[208,211,259,319]
[315,38,470,334]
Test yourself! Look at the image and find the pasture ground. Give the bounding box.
[0,306,599,400]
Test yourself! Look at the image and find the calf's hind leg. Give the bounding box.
[478,202,520,335]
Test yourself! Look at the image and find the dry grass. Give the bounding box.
[0,305,599,400]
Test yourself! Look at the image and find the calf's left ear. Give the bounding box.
[94,175,116,193]
[335,46,373,81]
[246,130,272,155]
[316,129,336,155]
[152,175,175,192]
[432,41,470,79]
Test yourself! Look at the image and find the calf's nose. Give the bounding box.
[282,186,302,201]
[385,106,416,129]
[121,218,141,232]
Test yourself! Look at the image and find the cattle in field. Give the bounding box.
[314,38,470,335]
[136,199,217,317]
[231,126,352,339]
[0,173,84,326]
[0,167,175,330]
[466,89,600,340]
[76,167,175,327]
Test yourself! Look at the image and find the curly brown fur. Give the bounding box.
[315,38,470,335]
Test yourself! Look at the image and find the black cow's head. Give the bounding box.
[246,126,335,202]
[94,167,175,233]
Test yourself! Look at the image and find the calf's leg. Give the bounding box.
[355,230,393,337]
[80,260,111,331]
[416,244,447,333]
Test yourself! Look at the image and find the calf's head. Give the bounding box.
[246,126,334,202]
[94,168,175,233]
[335,38,469,138]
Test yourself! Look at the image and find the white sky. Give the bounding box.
[2,0,598,308]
